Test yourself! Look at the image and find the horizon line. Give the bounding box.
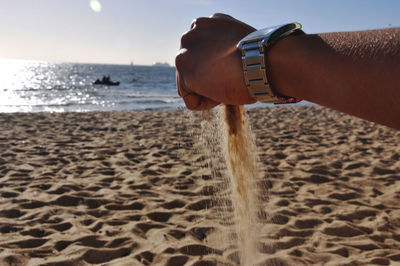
[0,57,175,67]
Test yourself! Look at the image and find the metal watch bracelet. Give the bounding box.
[238,23,304,104]
[240,40,278,103]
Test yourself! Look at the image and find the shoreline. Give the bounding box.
[0,99,314,114]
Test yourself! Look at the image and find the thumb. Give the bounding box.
[182,93,202,110]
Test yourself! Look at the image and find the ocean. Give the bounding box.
[0,59,182,112]
[0,59,312,112]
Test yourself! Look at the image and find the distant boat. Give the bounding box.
[152,62,170,67]
[93,80,120,86]
[93,76,120,86]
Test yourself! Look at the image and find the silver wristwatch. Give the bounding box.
[237,23,304,103]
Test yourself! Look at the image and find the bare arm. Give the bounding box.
[267,28,400,129]
[176,14,400,129]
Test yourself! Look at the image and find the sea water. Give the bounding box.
[0,59,180,112]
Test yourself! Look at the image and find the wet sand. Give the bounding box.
[0,106,400,265]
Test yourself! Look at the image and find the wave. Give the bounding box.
[133,100,170,104]
[117,98,182,105]
[125,94,178,99]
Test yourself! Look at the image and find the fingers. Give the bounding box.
[175,48,188,71]
[176,72,182,97]
[176,66,219,110]
[192,97,220,110]
[177,76,207,110]
[176,13,252,110]
[182,93,201,110]
[183,93,220,110]
[175,69,185,97]
[176,48,197,108]
[176,70,199,109]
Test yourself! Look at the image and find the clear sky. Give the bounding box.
[1,0,399,65]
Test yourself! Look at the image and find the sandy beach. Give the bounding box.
[1,105,400,266]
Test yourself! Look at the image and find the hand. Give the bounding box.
[176,13,257,110]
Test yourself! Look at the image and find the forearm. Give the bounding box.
[267,28,400,129]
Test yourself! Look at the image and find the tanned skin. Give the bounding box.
[176,13,400,130]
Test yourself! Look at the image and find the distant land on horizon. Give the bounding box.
[0,57,175,67]
[152,62,171,67]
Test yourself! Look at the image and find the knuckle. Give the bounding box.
[210,13,222,18]
[182,17,213,47]
[190,18,198,29]
[180,29,197,48]
[191,17,210,29]
[175,50,187,69]
[210,13,231,19]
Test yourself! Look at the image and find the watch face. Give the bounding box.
[238,23,302,46]
[239,25,285,44]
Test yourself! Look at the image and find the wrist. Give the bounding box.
[265,34,307,99]
[225,47,256,105]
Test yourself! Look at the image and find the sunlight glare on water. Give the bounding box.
[0,59,38,112]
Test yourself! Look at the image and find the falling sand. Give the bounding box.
[195,105,264,265]
[222,105,261,265]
